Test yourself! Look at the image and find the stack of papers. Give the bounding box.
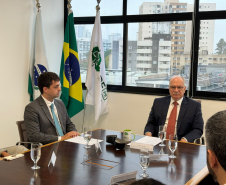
[128,136,161,146]
[4,154,24,161]
[66,136,103,145]
[129,136,161,151]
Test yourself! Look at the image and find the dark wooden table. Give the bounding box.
[0,129,207,185]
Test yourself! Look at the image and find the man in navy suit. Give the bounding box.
[144,76,203,142]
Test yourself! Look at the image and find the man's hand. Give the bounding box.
[145,132,152,137]
[61,131,79,140]
[180,138,187,142]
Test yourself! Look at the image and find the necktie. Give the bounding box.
[50,103,64,136]
[166,102,178,139]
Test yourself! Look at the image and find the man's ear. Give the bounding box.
[208,149,217,168]
[43,87,48,93]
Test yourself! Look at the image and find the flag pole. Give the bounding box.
[67,0,73,15]
[36,0,41,12]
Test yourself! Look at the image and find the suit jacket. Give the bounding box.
[24,96,77,145]
[144,96,204,142]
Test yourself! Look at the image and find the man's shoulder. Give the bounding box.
[183,97,201,105]
[154,96,170,102]
[25,96,44,111]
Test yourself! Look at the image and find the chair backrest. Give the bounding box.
[16,121,29,148]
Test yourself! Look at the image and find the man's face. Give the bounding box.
[45,80,61,99]
[169,77,186,101]
[207,150,218,182]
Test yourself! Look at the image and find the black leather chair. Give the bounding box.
[16,121,30,148]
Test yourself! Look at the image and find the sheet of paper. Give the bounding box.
[130,142,154,151]
[128,136,161,146]
[4,154,24,161]
[66,136,103,145]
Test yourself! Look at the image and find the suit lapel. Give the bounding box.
[54,100,66,134]
[177,97,188,132]
[161,96,171,126]
[38,96,55,127]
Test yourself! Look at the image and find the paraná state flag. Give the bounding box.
[28,10,49,101]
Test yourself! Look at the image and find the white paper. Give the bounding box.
[65,136,103,145]
[4,154,24,161]
[128,136,161,146]
[130,142,154,151]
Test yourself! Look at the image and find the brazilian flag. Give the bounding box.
[59,12,84,118]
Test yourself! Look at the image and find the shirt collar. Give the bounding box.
[41,95,54,107]
[170,96,183,106]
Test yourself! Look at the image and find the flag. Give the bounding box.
[59,12,84,118]
[85,11,109,123]
[28,10,49,101]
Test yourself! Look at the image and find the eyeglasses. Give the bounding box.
[170,86,184,90]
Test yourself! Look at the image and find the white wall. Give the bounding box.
[0,0,64,148]
[0,0,225,149]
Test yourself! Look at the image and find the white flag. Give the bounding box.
[85,11,109,123]
[28,10,49,101]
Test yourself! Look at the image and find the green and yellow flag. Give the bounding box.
[59,12,84,118]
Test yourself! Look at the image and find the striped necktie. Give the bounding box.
[50,103,64,136]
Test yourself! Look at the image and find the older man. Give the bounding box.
[144,75,203,142]
[205,111,226,185]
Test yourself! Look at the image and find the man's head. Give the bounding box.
[169,75,186,101]
[205,110,226,183]
[38,72,61,101]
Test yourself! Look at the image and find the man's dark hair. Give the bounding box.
[37,72,60,94]
[130,178,165,185]
[205,110,226,171]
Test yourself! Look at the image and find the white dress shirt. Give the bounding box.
[41,96,62,140]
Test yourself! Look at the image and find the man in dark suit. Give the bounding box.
[144,76,203,142]
[24,72,79,145]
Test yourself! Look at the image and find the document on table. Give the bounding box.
[128,136,161,146]
[66,136,103,145]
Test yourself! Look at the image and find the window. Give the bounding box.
[71,0,226,98]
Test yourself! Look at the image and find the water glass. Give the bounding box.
[84,126,92,149]
[168,135,178,158]
[158,125,166,146]
[30,143,41,170]
[139,148,150,178]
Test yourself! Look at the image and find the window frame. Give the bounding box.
[64,0,226,100]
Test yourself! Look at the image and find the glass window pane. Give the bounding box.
[76,24,123,85]
[127,21,192,89]
[199,1,225,11]
[197,19,226,92]
[72,0,122,17]
[127,0,194,15]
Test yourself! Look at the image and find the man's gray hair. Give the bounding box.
[169,75,186,87]
[205,110,226,172]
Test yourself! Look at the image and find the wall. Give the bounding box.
[0,0,64,148]
[0,1,225,149]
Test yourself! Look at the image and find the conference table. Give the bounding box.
[0,129,208,185]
